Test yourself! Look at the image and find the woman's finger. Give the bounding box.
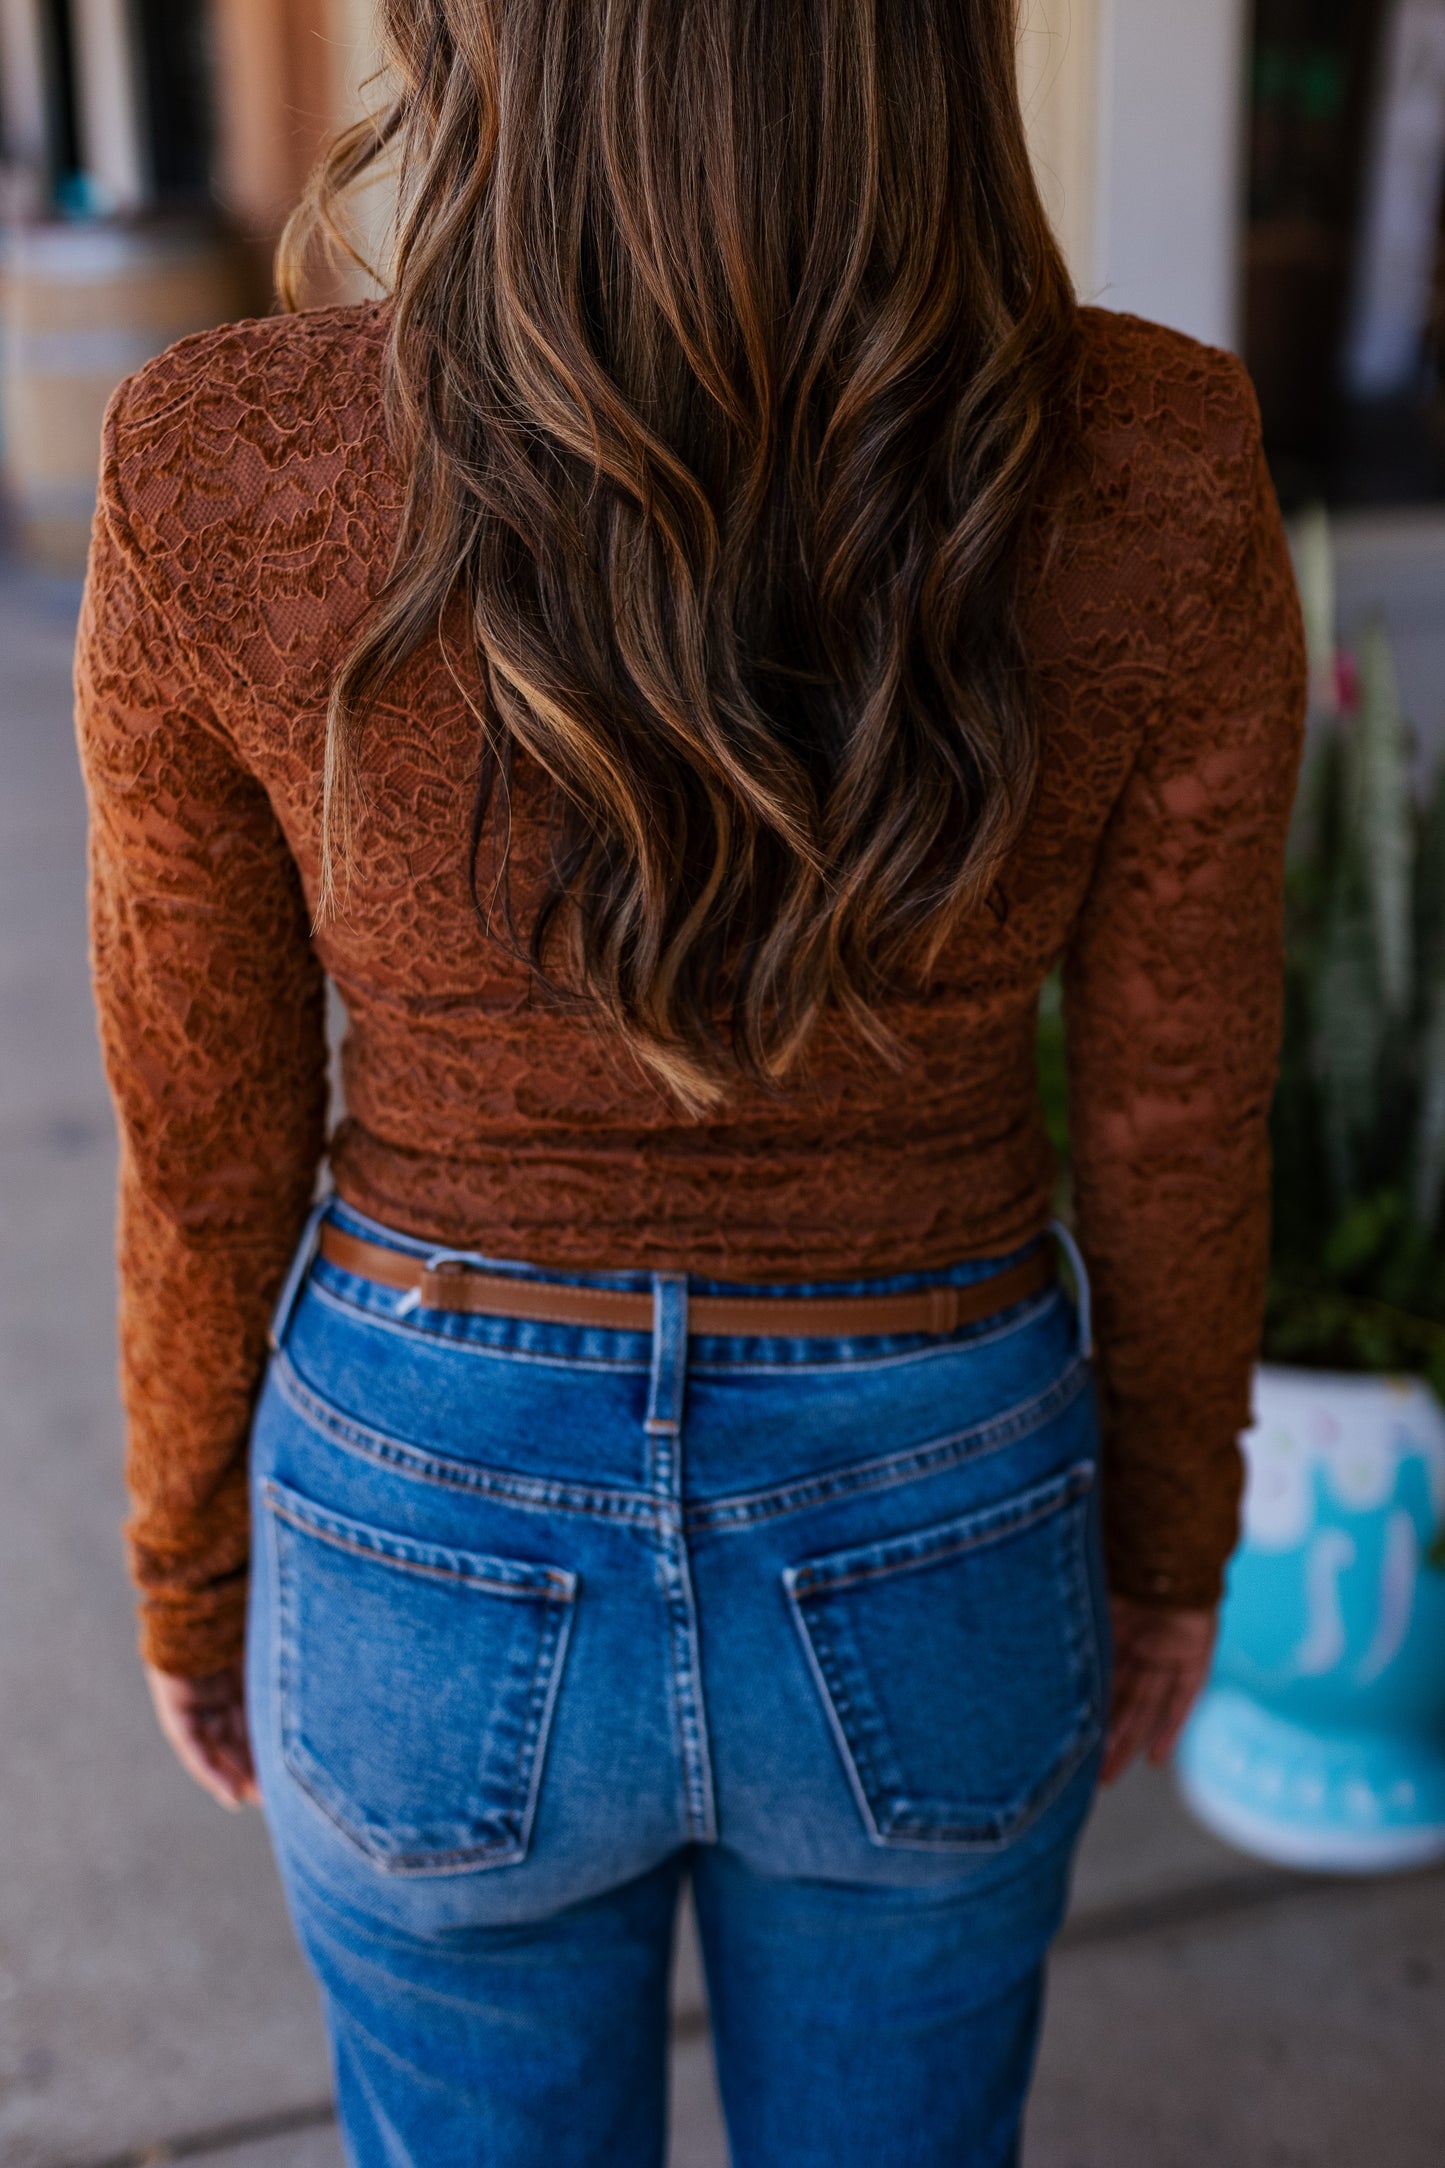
[160,1705,248,1809]
[1103,1660,1173,1784]
[1148,1661,1209,1768]
[146,1664,259,1809]
[213,1724,261,1804]
[195,1714,259,1803]
[1102,1598,1218,1783]
[1101,1650,1146,1765]
[192,1703,260,1805]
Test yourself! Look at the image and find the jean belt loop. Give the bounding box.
[267,1191,332,1354]
[1048,1216,1094,1361]
[397,1245,487,1318]
[645,1273,690,1440]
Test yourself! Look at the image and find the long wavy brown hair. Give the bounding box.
[279,0,1081,1108]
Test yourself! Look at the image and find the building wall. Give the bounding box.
[322,0,395,299]
[1,0,53,221]
[1019,0,1105,301]
[70,0,145,212]
[1097,0,1249,349]
[1021,0,1249,351]
[210,0,337,243]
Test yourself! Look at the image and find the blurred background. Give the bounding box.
[2,0,1444,738]
[0,4,1443,2166]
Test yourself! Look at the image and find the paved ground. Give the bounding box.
[2,563,1440,2167]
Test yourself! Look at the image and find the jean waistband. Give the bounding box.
[268,1191,1092,1372]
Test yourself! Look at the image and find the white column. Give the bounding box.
[331,0,382,96]
[70,0,148,211]
[1019,0,1105,300]
[1093,0,1250,350]
[326,0,394,297]
[1343,0,1445,399]
[0,0,47,173]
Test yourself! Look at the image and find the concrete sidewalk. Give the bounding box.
[2,565,1439,2168]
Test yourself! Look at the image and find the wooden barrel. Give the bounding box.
[0,222,256,571]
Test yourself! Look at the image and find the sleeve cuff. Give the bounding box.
[137,1578,250,1677]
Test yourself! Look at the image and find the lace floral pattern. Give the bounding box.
[74,302,1306,1672]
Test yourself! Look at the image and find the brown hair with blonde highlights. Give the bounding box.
[279,0,1081,1109]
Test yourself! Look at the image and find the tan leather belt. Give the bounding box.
[317,1223,1056,1339]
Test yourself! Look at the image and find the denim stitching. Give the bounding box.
[509,1601,577,1867]
[1058,1463,1107,1732]
[645,1275,717,1844]
[788,1462,1095,1597]
[269,1340,1090,1551]
[644,1273,689,1436]
[882,1720,1100,1848]
[881,1498,1100,1844]
[481,1599,575,1870]
[809,1605,904,1828]
[270,1514,481,1869]
[784,1466,1101,1851]
[267,1495,575,1876]
[271,1349,659,1524]
[262,1479,578,1598]
[271,1497,299,1831]
[781,1578,888,1845]
[688,1359,1087,1533]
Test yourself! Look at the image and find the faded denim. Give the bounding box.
[246,1195,1109,2167]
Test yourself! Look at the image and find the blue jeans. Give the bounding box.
[246,1196,1109,2168]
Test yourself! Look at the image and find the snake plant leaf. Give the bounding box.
[1313,870,1383,1204]
[1413,760,1445,1232]
[1284,506,1337,871]
[1291,502,1337,710]
[1412,981,1445,1233]
[1415,757,1445,994]
[1287,718,1327,870]
[1352,617,1414,1017]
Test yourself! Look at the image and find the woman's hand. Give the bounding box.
[1102,1597,1217,1785]
[145,1660,260,1810]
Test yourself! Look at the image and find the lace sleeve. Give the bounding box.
[74,380,328,1677]
[1061,360,1307,1609]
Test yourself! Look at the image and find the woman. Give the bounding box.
[75,3,1305,2162]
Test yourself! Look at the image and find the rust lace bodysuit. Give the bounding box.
[74,302,1307,1675]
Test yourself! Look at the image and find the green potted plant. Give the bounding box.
[1176,508,1445,1870]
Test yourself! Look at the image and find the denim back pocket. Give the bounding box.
[263,1477,577,1875]
[784,1461,1101,1851]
